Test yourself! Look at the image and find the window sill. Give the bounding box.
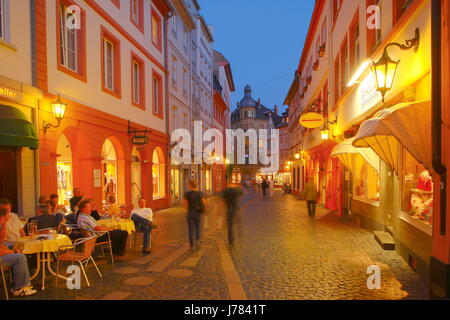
[399,211,432,236]
[0,38,17,51]
[353,196,380,207]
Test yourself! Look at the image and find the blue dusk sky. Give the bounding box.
[201,0,315,113]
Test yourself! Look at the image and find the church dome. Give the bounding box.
[238,85,258,108]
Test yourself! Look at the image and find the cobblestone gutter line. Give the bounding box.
[216,239,247,300]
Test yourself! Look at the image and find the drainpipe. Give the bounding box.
[431,0,447,236]
[164,8,174,207]
[30,0,41,213]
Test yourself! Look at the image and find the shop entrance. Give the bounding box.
[131,147,142,209]
[325,158,338,211]
[0,147,18,212]
[56,134,73,209]
[170,168,180,205]
[102,139,118,204]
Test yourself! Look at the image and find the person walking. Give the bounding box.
[261,178,268,196]
[269,179,274,198]
[303,180,318,219]
[220,187,243,246]
[183,180,205,251]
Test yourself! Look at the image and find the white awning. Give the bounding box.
[330,137,380,173]
[352,100,432,175]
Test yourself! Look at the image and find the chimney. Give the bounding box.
[258,98,261,108]
[274,105,279,115]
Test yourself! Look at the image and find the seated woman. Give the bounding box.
[77,200,128,257]
[0,207,37,297]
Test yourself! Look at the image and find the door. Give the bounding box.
[131,148,142,209]
[0,147,18,212]
[342,167,351,217]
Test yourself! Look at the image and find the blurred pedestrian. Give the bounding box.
[261,178,268,196]
[183,180,205,251]
[221,187,243,245]
[303,180,318,219]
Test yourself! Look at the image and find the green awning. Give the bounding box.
[0,105,39,150]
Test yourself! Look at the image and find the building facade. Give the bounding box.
[285,0,450,296]
[0,0,173,216]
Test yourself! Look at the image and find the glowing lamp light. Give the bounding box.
[285,165,290,170]
[225,159,230,164]
[295,153,300,160]
[347,59,371,87]
[320,129,330,140]
[43,94,67,133]
[371,28,420,102]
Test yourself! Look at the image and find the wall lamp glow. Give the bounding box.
[320,117,337,141]
[43,94,67,133]
[347,59,372,87]
[372,28,420,102]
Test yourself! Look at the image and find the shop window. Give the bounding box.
[101,27,121,98]
[401,148,433,228]
[57,0,87,81]
[353,155,380,205]
[152,148,165,199]
[102,139,118,203]
[56,134,73,210]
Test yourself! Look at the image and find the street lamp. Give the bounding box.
[371,28,420,102]
[295,153,300,160]
[43,94,67,133]
[320,118,337,141]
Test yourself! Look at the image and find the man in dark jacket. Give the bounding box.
[221,187,243,245]
[261,179,268,196]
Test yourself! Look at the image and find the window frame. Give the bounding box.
[151,8,162,52]
[131,51,145,109]
[0,0,6,41]
[130,0,144,33]
[56,0,87,82]
[152,70,164,119]
[101,26,121,98]
[349,8,360,75]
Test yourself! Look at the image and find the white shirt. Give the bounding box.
[5,212,23,241]
[131,207,153,222]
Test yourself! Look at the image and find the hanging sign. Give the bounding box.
[299,112,325,129]
[131,135,149,146]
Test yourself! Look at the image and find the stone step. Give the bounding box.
[386,226,394,237]
[373,231,395,251]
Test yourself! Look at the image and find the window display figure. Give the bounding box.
[409,170,433,224]
[104,173,116,201]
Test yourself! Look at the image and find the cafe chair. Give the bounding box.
[80,228,114,265]
[55,236,102,288]
[0,261,11,300]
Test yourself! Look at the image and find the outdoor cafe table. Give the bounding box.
[15,234,72,291]
[98,218,136,235]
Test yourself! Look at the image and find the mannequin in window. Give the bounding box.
[103,174,116,201]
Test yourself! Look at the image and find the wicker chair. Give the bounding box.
[55,236,102,288]
[0,261,10,300]
[80,228,114,265]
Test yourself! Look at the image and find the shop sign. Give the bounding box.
[299,112,325,129]
[131,135,149,146]
[0,86,22,103]
[360,73,381,114]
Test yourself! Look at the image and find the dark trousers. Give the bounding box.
[187,212,201,248]
[97,230,128,255]
[131,214,152,249]
[226,212,236,245]
[307,201,317,218]
[262,187,267,196]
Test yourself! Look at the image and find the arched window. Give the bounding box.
[152,148,165,199]
[102,139,117,202]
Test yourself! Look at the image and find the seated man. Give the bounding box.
[77,200,128,257]
[0,199,26,243]
[0,207,37,297]
[36,204,59,230]
[131,198,154,254]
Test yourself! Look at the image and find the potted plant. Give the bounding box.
[306,76,312,85]
[313,59,319,71]
[318,43,326,57]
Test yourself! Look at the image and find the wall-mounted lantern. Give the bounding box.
[43,94,67,133]
[372,28,420,102]
[320,117,337,141]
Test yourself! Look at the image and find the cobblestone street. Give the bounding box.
[15,188,429,300]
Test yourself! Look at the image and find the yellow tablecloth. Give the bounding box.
[15,234,73,254]
[98,219,135,234]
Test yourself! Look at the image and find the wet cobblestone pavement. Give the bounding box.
[7,188,428,300]
[229,189,429,300]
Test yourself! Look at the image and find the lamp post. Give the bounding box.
[43,94,67,133]
[371,28,420,102]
